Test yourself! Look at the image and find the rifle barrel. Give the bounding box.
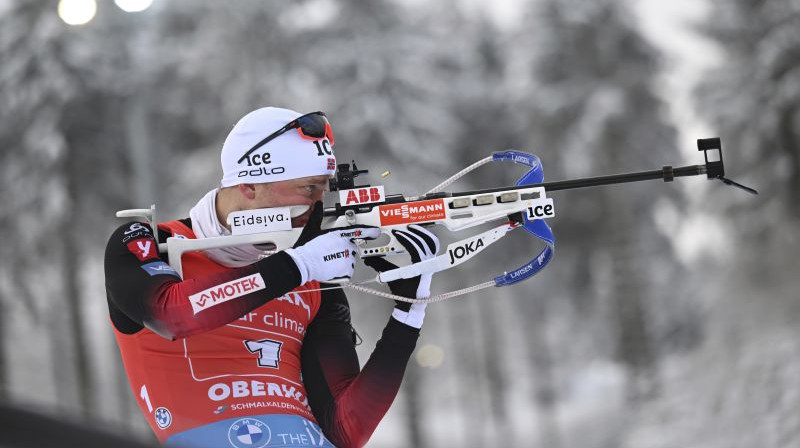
[323,163,715,217]
[445,164,708,198]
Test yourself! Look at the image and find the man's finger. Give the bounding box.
[306,201,324,231]
[292,201,324,248]
[392,229,425,263]
[363,256,398,273]
[336,227,382,241]
[406,224,439,256]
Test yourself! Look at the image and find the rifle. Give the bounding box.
[117,138,756,302]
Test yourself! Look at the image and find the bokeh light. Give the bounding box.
[57,0,97,26]
[114,0,154,13]
[415,344,444,368]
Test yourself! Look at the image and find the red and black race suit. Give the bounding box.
[104,219,419,448]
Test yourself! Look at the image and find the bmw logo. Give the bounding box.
[227,418,271,448]
[154,407,172,429]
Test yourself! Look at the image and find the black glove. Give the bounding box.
[363,224,439,311]
[292,201,324,248]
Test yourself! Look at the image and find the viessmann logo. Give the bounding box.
[378,199,446,226]
[188,274,266,314]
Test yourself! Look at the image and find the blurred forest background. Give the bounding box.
[1,0,798,447]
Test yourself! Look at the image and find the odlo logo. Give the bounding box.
[448,238,485,264]
[238,166,286,178]
[323,250,350,262]
[237,151,287,178]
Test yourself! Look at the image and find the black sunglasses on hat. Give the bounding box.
[236,111,335,164]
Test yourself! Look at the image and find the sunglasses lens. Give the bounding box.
[296,114,328,138]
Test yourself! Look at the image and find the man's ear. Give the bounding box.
[237,183,257,200]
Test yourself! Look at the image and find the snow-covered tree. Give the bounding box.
[514,0,683,416]
[696,0,800,261]
[0,0,97,416]
[623,2,800,448]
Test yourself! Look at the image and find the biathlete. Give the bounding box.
[104,107,438,448]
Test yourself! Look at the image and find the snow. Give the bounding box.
[2,0,798,447]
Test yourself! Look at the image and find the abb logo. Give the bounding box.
[339,186,385,206]
[379,199,446,226]
[188,273,266,314]
[127,238,158,261]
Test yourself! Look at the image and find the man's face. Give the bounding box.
[249,175,330,228]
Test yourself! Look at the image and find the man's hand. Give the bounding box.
[364,224,439,328]
[286,202,380,284]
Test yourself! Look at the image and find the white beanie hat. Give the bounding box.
[220,107,337,187]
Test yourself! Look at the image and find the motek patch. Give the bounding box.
[188,273,265,314]
[378,199,446,226]
[339,186,385,206]
[228,207,293,235]
[127,238,158,261]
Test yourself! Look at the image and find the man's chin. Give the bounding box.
[291,204,315,228]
